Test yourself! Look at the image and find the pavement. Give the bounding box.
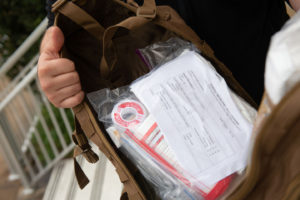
[0,154,47,200]
[0,154,22,200]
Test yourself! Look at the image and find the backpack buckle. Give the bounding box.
[137,7,156,19]
[72,133,99,163]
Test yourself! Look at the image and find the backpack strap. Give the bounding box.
[114,0,156,18]
[100,16,151,79]
[72,103,145,199]
[52,0,104,40]
[98,3,157,78]
[98,6,257,108]
[136,0,156,18]
[82,102,146,199]
[71,103,99,189]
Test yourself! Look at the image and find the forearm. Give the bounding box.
[289,0,300,11]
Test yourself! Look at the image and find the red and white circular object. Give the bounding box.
[112,100,147,128]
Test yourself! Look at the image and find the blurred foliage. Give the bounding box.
[31,104,74,166]
[0,0,46,77]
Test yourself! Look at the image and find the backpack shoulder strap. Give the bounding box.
[72,103,146,199]
[52,0,104,40]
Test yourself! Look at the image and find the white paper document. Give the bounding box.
[131,51,253,186]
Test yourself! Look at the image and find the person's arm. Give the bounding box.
[289,0,300,11]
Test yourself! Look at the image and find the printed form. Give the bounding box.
[131,51,253,186]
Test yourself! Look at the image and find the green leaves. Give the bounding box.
[0,0,46,75]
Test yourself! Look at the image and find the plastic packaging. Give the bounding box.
[138,37,256,125]
[88,89,231,200]
[87,37,255,200]
[136,37,199,70]
[119,127,203,200]
[88,89,204,199]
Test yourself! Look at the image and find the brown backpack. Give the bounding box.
[51,0,300,199]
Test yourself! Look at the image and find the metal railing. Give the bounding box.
[0,18,75,193]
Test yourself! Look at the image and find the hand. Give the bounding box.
[38,26,84,108]
[290,0,300,11]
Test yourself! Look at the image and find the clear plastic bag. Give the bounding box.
[88,89,203,199]
[87,89,231,200]
[136,37,199,70]
[120,130,203,200]
[87,37,255,200]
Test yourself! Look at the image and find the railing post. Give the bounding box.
[0,18,48,77]
[0,135,19,180]
[0,126,32,190]
[0,16,75,193]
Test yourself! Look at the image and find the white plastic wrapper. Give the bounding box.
[87,38,255,200]
[88,89,231,200]
[88,89,201,199]
[118,120,204,200]
[265,11,300,104]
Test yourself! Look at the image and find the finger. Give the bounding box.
[52,71,81,90]
[50,83,82,103]
[40,26,64,60]
[40,71,80,92]
[59,91,85,108]
[38,58,76,77]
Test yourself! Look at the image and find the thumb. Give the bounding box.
[40,26,64,60]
